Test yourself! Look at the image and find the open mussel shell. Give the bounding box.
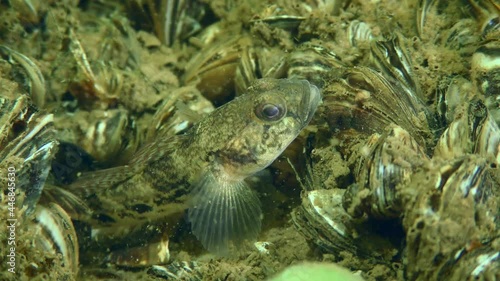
[344,125,430,219]
[292,189,357,254]
[0,95,57,215]
[402,155,499,281]
[292,188,399,260]
[434,99,500,164]
[322,66,435,148]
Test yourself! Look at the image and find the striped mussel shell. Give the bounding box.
[236,42,343,95]
[434,99,500,164]
[471,38,500,125]
[0,198,79,279]
[0,96,78,278]
[402,155,499,281]
[267,43,347,89]
[416,0,440,38]
[343,125,430,219]
[183,35,253,104]
[32,203,79,278]
[292,143,398,258]
[441,19,479,55]
[147,85,214,140]
[435,75,474,126]
[322,66,434,149]
[370,32,421,97]
[234,45,286,96]
[292,187,400,259]
[0,45,46,108]
[292,188,358,254]
[348,20,374,48]
[54,108,138,165]
[465,0,500,38]
[125,0,205,46]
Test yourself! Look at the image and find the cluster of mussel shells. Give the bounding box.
[291,3,500,281]
[0,93,79,278]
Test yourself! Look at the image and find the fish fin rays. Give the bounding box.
[188,171,262,254]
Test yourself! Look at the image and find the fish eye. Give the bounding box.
[255,103,286,121]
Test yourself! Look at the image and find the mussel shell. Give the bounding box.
[292,189,358,253]
[471,39,500,125]
[250,15,305,31]
[148,85,214,140]
[105,238,169,267]
[434,99,500,164]
[348,20,374,47]
[282,43,346,88]
[416,0,440,38]
[345,125,429,219]
[370,33,421,97]
[183,36,252,105]
[293,188,400,259]
[148,261,201,280]
[402,155,499,280]
[53,109,138,165]
[0,96,57,214]
[435,75,474,126]
[323,66,434,149]
[0,45,46,108]
[441,19,479,54]
[33,203,79,277]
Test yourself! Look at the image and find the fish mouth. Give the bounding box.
[300,80,322,125]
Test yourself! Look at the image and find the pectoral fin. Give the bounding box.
[188,171,262,254]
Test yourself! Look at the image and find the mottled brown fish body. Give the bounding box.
[71,78,320,254]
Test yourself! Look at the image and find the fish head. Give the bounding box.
[219,78,321,179]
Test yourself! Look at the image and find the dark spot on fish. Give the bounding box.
[219,148,257,165]
[132,203,153,213]
[93,213,116,223]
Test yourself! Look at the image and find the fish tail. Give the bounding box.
[188,171,262,254]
